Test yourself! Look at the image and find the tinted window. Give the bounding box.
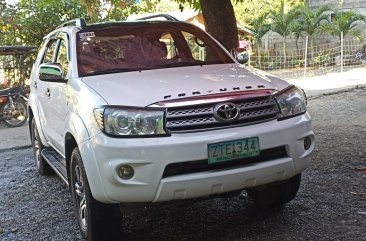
[76,23,234,76]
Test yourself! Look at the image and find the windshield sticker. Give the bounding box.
[79,32,95,39]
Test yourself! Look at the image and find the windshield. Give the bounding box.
[76,22,234,76]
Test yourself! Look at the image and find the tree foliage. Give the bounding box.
[0,0,365,51]
[296,4,331,38]
[78,0,193,21]
[321,10,366,41]
[0,0,18,45]
[269,0,300,41]
[15,0,88,46]
[234,0,304,28]
[99,0,237,51]
[251,14,271,45]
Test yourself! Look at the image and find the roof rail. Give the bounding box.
[135,14,179,22]
[56,18,87,29]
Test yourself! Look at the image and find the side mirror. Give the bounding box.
[38,63,67,83]
[231,49,249,64]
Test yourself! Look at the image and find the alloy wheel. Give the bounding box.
[32,122,41,168]
[74,165,87,229]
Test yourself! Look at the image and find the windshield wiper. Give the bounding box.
[157,60,231,68]
[82,68,142,76]
[157,61,204,68]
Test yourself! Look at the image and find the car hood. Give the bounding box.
[81,64,290,107]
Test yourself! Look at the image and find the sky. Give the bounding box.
[5,0,19,5]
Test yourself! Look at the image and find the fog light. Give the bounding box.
[117,165,134,180]
[304,136,311,150]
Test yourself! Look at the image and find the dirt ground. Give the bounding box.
[0,88,365,241]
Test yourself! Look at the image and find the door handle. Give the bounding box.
[34,81,37,89]
[45,88,51,97]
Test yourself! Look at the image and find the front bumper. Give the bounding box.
[80,113,315,203]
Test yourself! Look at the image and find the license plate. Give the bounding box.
[208,137,260,164]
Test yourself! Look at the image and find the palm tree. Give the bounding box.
[269,0,300,62]
[297,4,332,51]
[322,10,366,41]
[251,14,271,66]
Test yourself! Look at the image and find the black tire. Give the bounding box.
[246,173,302,208]
[69,147,122,241]
[1,99,28,128]
[31,118,53,175]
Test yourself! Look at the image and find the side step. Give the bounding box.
[41,148,69,186]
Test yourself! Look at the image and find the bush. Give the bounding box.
[312,52,332,66]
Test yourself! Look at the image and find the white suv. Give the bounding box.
[28,16,315,240]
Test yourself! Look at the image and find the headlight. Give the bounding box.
[274,86,307,120]
[94,107,169,137]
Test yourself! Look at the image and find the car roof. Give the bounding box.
[56,14,182,30]
[44,15,190,40]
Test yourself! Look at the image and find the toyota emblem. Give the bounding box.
[213,102,240,122]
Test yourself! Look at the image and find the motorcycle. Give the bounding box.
[0,85,29,128]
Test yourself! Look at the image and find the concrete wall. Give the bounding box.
[259,0,366,51]
[308,0,366,14]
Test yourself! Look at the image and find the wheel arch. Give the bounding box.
[28,107,34,141]
[63,113,89,183]
[63,115,108,202]
[28,101,49,147]
[65,132,78,184]
[64,132,109,203]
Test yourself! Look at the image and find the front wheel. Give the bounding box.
[246,173,302,208]
[1,99,28,128]
[69,147,122,241]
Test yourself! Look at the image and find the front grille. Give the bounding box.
[166,95,279,132]
[162,146,288,178]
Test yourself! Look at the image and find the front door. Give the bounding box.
[36,33,70,153]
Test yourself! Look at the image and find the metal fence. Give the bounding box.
[249,34,366,80]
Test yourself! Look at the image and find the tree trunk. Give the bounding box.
[283,37,287,66]
[199,0,238,51]
[310,36,314,59]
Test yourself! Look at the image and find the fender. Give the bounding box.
[78,140,114,203]
[64,112,111,202]
[64,112,90,145]
[28,91,49,147]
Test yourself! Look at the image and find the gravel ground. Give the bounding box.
[0,88,366,241]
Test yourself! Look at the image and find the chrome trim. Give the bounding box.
[213,102,240,122]
[165,95,279,132]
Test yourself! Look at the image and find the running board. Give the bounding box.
[41,148,69,186]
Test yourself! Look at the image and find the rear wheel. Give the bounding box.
[1,99,28,128]
[31,118,53,175]
[246,173,302,208]
[69,147,122,241]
